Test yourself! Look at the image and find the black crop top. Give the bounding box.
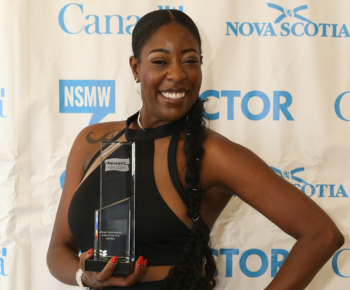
[68,112,199,266]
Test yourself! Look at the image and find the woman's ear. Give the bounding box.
[129,56,140,82]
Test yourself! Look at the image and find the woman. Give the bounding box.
[47,9,344,290]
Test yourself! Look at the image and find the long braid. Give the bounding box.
[162,98,217,290]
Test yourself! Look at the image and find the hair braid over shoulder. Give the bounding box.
[162,98,217,290]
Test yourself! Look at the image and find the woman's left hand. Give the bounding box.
[81,249,148,288]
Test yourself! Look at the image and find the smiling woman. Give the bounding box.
[130,19,203,126]
[47,9,344,290]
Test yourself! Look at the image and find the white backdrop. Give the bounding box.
[0,0,349,289]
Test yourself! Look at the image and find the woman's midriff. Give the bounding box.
[140,265,173,282]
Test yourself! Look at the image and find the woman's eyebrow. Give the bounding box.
[181,48,198,54]
[148,48,169,55]
[148,48,199,55]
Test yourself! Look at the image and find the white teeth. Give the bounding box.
[161,91,186,100]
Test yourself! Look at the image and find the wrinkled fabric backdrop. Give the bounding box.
[0,0,349,289]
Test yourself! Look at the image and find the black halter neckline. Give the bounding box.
[125,111,187,141]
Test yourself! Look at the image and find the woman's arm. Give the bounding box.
[203,132,344,290]
[47,123,147,288]
[47,126,91,285]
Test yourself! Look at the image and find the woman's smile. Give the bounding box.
[160,90,187,100]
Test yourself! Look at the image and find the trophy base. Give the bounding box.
[85,258,135,275]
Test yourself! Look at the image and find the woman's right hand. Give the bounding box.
[79,249,148,288]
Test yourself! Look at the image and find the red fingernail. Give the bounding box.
[111,256,118,264]
[87,248,93,255]
[137,261,141,268]
[144,259,148,267]
[139,256,144,263]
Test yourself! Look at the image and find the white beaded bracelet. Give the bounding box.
[76,268,89,289]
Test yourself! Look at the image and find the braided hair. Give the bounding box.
[132,10,217,290]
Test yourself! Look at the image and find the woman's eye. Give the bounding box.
[184,59,199,64]
[152,59,166,65]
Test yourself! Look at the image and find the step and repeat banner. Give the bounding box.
[0,0,349,289]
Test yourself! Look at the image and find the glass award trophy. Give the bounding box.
[85,141,135,275]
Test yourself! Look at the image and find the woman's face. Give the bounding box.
[130,23,202,126]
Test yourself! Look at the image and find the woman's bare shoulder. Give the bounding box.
[201,127,265,187]
[79,120,127,144]
[70,120,127,168]
[203,127,249,157]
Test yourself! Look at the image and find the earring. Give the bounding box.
[135,78,145,131]
[134,78,140,96]
[138,98,145,131]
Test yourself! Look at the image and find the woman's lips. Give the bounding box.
[159,90,190,103]
[160,91,186,100]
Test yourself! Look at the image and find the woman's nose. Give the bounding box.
[166,63,187,82]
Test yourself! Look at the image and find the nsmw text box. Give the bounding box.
[59,80,115,125]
